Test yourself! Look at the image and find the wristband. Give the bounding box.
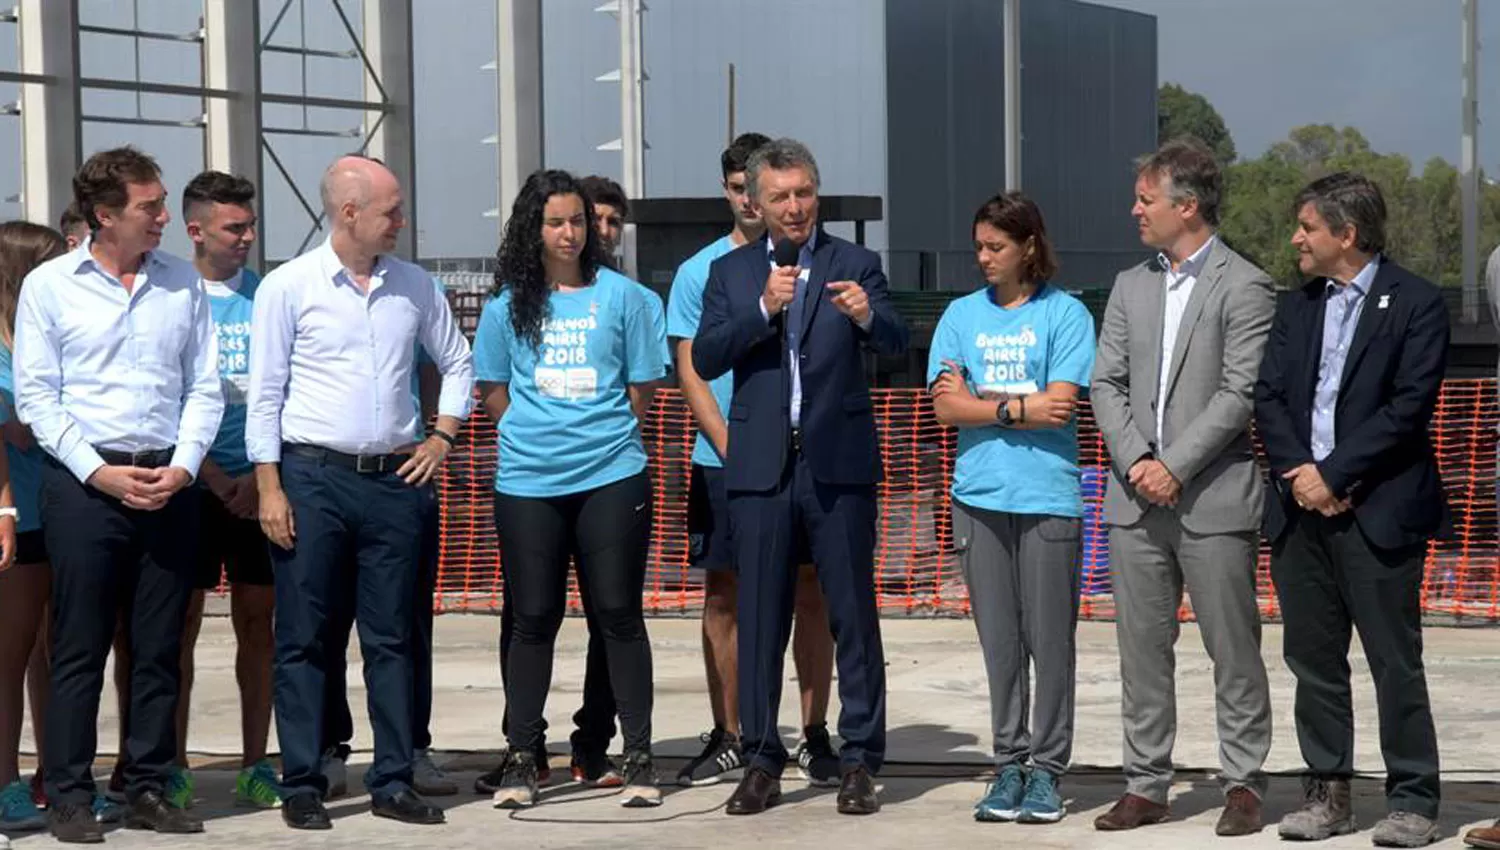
[431,430,457,448]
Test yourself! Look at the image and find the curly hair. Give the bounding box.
[495,169,604,349]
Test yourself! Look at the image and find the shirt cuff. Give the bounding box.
[62,444,108,486]
[759,298,771,324]
[856,312,875,332]
[169,443,208,482]
[245,438,282,465]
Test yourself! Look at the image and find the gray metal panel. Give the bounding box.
[884,0,1156,291]
[543,0,888,250]
[1020,0,1157,287]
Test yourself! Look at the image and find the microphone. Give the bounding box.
[772,237,800,269]
[772,237,799,349]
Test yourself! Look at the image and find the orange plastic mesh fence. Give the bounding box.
[433,381,1500,622]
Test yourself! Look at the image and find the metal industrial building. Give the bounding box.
[543,0,1158,291]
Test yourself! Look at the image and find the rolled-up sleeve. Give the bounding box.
[420,280,475,421]
[169,287,225,477]
[13,272,105,483]
[245,273,295,463]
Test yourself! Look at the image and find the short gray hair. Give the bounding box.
[746,137,821,200]
[1136,137,1222,227]
[1293,171,1387,256]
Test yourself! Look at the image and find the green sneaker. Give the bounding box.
[235,760,283,809]
[165,767,195,810]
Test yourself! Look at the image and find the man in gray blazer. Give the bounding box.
[1090,138,1276,837]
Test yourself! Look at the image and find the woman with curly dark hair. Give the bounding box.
[474,169,667,810]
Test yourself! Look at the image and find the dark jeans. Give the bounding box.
[321,486,441,753]
[1271,510,1440,818]
[493,472,651,755]
[40,458,199,805]
[272,453,425,801]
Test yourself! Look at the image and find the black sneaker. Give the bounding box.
[570,749,623,788]
[676,728,744,787]
[489,751,539,809]
[619,751,662,808]
[475,742,550,794]
[797,724,840,787]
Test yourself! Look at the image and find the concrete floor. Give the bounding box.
[7,613,1500,848]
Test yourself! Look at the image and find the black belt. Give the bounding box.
[283,443,410,474]
[96,446,174,468]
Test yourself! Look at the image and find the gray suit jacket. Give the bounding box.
[1091,238,1275,535]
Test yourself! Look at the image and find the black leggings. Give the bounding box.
[494,472,653,754]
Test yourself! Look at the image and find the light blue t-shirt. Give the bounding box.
[926,284,1097,518]
[0,344,41,533]
[665,235,737,468]
[205,267,261,477]
[474,267,668,498]
[632,279,671,373]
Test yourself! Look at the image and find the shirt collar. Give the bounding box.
[1157,234,1217,280]
[72,236,166,277]
[1324,257,1379,298]
[317,237,389,288]
[765,230,818,262]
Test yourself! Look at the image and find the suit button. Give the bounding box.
[800,354,808,361]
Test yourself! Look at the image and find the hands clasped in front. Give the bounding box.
[88,465,193,512]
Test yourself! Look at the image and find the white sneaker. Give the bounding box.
[320,748,349,799]
[413,748,459,796]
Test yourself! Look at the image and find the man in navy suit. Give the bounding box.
[693,137,908,817]
[1254,172,1448,847]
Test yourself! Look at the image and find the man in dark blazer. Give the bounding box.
[1254,172,1448,848]
[693,137,908,817]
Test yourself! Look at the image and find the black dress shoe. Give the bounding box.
[283,793,333,830]
[124,789,205,833]
[371,789,446,825]
[49,802,104,844]
[836,765,880,815]
[725,767,781,815]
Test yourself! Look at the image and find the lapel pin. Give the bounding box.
[1377,294,1390,310]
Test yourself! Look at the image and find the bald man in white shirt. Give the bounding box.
[246,156,473,831]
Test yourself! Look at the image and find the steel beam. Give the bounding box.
[204,0,266,270]
[362,0,418,259]
[18,0,81,230]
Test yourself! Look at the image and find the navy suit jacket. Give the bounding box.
[692,230,908,493]
[1253,257,1451,550]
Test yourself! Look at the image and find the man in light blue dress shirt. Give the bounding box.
[14,146,224,842]
[245,155,474,831]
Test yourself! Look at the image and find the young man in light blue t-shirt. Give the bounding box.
[101,172,281,809]
[663,134,837,787]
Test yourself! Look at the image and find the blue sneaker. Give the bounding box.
[91,793,125,824]
[1017,768,1064,823]
[0,778,46,831]
[974,764,1026,822]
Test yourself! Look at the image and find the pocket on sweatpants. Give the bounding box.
[950,499,974,553]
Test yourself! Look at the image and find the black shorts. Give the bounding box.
[196,488,274,589]
[688,464,810,571]
[15,529,47,565]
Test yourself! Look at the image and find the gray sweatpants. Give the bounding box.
[953,499,1082,776]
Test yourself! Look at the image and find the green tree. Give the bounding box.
[1157,82,1237,165]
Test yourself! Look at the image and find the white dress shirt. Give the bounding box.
[13,242,224,483]
[1155,235,1217,446]
[245,238,475,462]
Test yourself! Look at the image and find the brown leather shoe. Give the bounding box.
[725,767,781,815]
[1465,821,1500,849]
[836,765,880,815]
[1093,793,1169,831]
[1215,787,1263,836]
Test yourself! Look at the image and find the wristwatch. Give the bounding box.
[995,395,1016,427]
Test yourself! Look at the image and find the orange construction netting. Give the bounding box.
[433,381,1500,622]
